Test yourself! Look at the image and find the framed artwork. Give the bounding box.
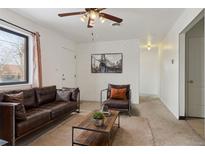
[91,53,123,73]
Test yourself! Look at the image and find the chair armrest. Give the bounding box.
[0,102,18,145]
[0,102,19,106]
[100,89,108,104]
[128,90,132,108]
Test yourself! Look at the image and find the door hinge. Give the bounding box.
[74,56,76,59]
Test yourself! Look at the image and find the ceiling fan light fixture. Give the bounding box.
[80,15,86,22]
[89,10,98,20]
[58,8,123,28]
[90,19,95,26]
[99,16,106,23]
[88,18,95,27]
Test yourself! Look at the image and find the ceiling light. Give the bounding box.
[80,15,86,22]
[89,10,98,20]
[147,44,151,51]
[99,16,106,23]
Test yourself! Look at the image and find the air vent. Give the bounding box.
[112,22,121,26]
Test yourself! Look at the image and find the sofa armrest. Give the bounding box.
[0,102,18,145]
[76,91,80,112]
[100,89,108,105]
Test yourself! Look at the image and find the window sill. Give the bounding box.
[0,83,32,90]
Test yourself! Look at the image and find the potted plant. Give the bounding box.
[92,111,105,127]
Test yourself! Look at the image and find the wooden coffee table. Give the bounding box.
[72,110,120,146]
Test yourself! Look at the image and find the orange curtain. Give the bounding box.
[32,32,42,87]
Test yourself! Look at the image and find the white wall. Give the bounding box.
[0,9,77,90]
[76,39,140,104]
[160,8,203,118]
[140,48,160,96]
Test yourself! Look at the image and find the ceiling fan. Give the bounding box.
[58,8,123,28]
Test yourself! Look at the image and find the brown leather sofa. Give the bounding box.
[0,85,80,145]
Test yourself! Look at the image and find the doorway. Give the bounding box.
[60,47,77,88]
[184,16,204,137]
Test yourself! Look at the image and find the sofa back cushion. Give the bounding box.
[22,89,37,109]
[108,84,130,100]
[62,87,79,101]
[0,92,4,102]
[4,92,27,121]
[56,89,72,102]
[2,89,37,109]
[35,86,56,106]
[71,88,79,101]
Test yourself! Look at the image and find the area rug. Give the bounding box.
[28,112,154,146]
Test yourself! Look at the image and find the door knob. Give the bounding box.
[187,80,194,83]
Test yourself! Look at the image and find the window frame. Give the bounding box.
[0,26,29,86]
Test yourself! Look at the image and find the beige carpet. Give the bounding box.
[28,111,153,146]
[17,98,205,146]
[137,97,205,145]
[186,118,204,138]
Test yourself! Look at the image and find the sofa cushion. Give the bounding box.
[108,84,130,99]
[3,90,22,95]
[22,89,37,109]
[103,99,129,109]
[62,87,79,101]
[56,89,72,102]
[4,92,27,121]
[2,88,37,109]
[16,108,50,137]
[40,101,77,119]
[35,86,56,106]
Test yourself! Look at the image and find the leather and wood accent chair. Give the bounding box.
[100,84,131,116]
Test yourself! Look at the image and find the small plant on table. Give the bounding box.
[92,111,105,127]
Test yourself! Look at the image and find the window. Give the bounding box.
[0,26,29,85]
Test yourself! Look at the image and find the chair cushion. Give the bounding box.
[35,86,56,106]
[22,89,37,109]
[4,92,27,121]
[16,108,50,137]
[56,89,72,102]
[103,99,129,109]
[40,101,77,119]
[110,88,127,100]
[108,84,130,99]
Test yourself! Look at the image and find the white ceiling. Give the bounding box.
[11,8,185,44]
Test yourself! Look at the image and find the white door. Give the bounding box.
[59,48,76,88]
[187,37,204,118]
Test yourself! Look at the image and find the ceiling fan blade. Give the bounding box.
[58,11,85,17]
[85,8,105,12]
[100,13,123,23]
[85,8,93,12]
[95,8,106,12]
